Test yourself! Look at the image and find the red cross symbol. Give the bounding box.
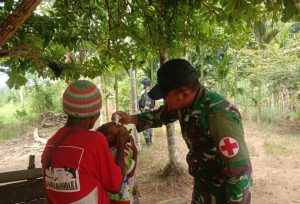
[219,137,239,157]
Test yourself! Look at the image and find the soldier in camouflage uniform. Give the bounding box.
[139,77,155,145]
[113,59,252,204]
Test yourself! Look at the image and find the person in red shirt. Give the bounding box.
[41,80,129,204]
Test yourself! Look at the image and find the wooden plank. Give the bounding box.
[0,168,42,183]
[25,198,45,204]
[0,178,45,203]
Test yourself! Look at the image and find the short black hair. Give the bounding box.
[185,80,200,92]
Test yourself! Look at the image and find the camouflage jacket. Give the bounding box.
[140,88,155,111]
[136,88,252,203]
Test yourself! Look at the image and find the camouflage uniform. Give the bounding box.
[140,87,154,145]
[136,88,252,204]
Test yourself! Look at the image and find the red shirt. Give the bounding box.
[41,127,122,204]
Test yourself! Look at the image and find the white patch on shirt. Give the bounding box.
[45,167,80,192]
[44,145,84,192]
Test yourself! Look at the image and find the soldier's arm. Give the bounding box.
[209,109,252,204]
[112,105,178,132]
[136,105,178,132]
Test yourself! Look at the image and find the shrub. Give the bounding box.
[261,107,282,123]
[248,107,285,123]
[14,108,28,121]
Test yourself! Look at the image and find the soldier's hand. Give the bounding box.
[111,111,138,125]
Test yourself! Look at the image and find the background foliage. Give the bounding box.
[0,0,299,140]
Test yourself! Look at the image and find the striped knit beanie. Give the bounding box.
[63,80,102,118]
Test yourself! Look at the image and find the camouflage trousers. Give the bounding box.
[192,179,226,204]
[192,178,251,204]
[143,128,152,144]
[140,109,153,144]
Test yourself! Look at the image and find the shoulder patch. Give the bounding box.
[219,137,239,157]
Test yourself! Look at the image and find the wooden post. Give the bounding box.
[28,155,36,169]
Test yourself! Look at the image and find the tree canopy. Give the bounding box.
[0,0,299,88]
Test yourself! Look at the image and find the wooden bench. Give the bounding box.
[0,155,45,204]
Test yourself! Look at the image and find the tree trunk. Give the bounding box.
[148,59,156,82]
[283,87,289,114]
[114,75,119,111]
[0,0,41,47]
[271,92,275,108]
[19,86,24,107]
[159,51,183,177]
[103,76,109,123]
[129,68,141,150]
[257,85,262,123]
[97,77,104,126]
[233,65,238,105]
[0,41,32,58]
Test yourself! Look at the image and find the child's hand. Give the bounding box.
[127,135,138,156]
[127,135,138,175]
[116,126,130,147]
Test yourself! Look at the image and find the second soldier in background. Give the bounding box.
[138,77,155,146]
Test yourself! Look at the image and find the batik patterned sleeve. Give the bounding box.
[136,105,179,132]
[124,148,136,176]
[209,108,252,204]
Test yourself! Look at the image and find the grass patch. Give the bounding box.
[0,102,20,124]
[0,102,38,141]
[244,121,300,156]
[137,127,169,173]
[248,144,259,157]
[264,135,300,155]
[139,127,167,153]
[0,117,39,141]
[245,121,300,156]
[245,120,299,137]
[0,123,24,140]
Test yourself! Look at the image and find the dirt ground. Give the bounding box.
[0,121,300,204]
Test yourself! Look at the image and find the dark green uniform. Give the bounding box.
[140,87,154,145]
[136,88,252,204]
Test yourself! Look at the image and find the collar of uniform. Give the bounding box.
[184,87,210,129]
[189,86,206,113]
